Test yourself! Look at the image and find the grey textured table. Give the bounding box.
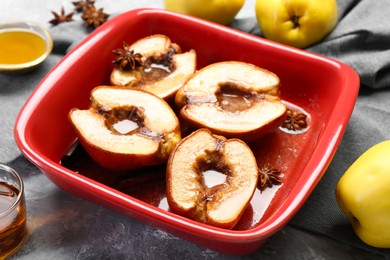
[1,0,388,259]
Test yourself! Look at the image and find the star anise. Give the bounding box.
[72,0,95,13]
[81,6,109,28]
[258,163,283,192]
[49,6,74,25]
[281,108,308,131]
[112,42,144,71]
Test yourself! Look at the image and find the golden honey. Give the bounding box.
[0,29,47,65]
[0,181,28,259]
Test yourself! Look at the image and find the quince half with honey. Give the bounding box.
[110,34,196,101]
[69,86,181,171]
[175,61,287,142]
[166,128,258,229]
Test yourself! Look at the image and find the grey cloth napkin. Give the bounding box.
[1,0,390,258]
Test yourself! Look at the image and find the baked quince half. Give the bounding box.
[69,86,181,171]
[175,61,287,141]
[166,128,258,229]
[110,34,196,101]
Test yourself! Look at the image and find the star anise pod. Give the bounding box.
[72,0,95,13]
[258,163,283,192]
[281,108,308,131]
[81,6,109,28]
[49,6,74,25]
[112,42,144,71]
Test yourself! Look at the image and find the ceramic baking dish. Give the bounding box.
[14,8,359,255]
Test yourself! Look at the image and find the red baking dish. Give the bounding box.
[14,8,359,255]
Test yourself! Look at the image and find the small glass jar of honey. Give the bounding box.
[0,164,28,259]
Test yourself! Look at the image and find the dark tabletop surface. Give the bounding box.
[1,0,389,259]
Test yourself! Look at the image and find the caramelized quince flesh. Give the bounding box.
[69,86,181,170]
[167,128,258,229]
[110,34,196,101]
[176,61,287,141]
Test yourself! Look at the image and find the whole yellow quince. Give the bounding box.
[255,0,338,48]
[336,140,390,248]
[163,0,245,25]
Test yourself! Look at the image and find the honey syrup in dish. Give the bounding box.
[60,141,283,230]
[202,170,226,188]
[61,101,313,230]
[0,29,46,65]
[216,84,257,112]
[112,119,139,134]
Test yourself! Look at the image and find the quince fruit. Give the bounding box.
[166,128,258,229]
[69,86,181,171]
[175,61,287,142]
[163,0,245,25]
[110,34,196,101]
[336,140,390,248]
[255,0,338,48]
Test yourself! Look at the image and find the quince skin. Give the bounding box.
[164,0,245,25]
[336,140,390,248]
[255,0,338,48]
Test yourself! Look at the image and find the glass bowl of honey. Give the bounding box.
[0,21,53,72]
